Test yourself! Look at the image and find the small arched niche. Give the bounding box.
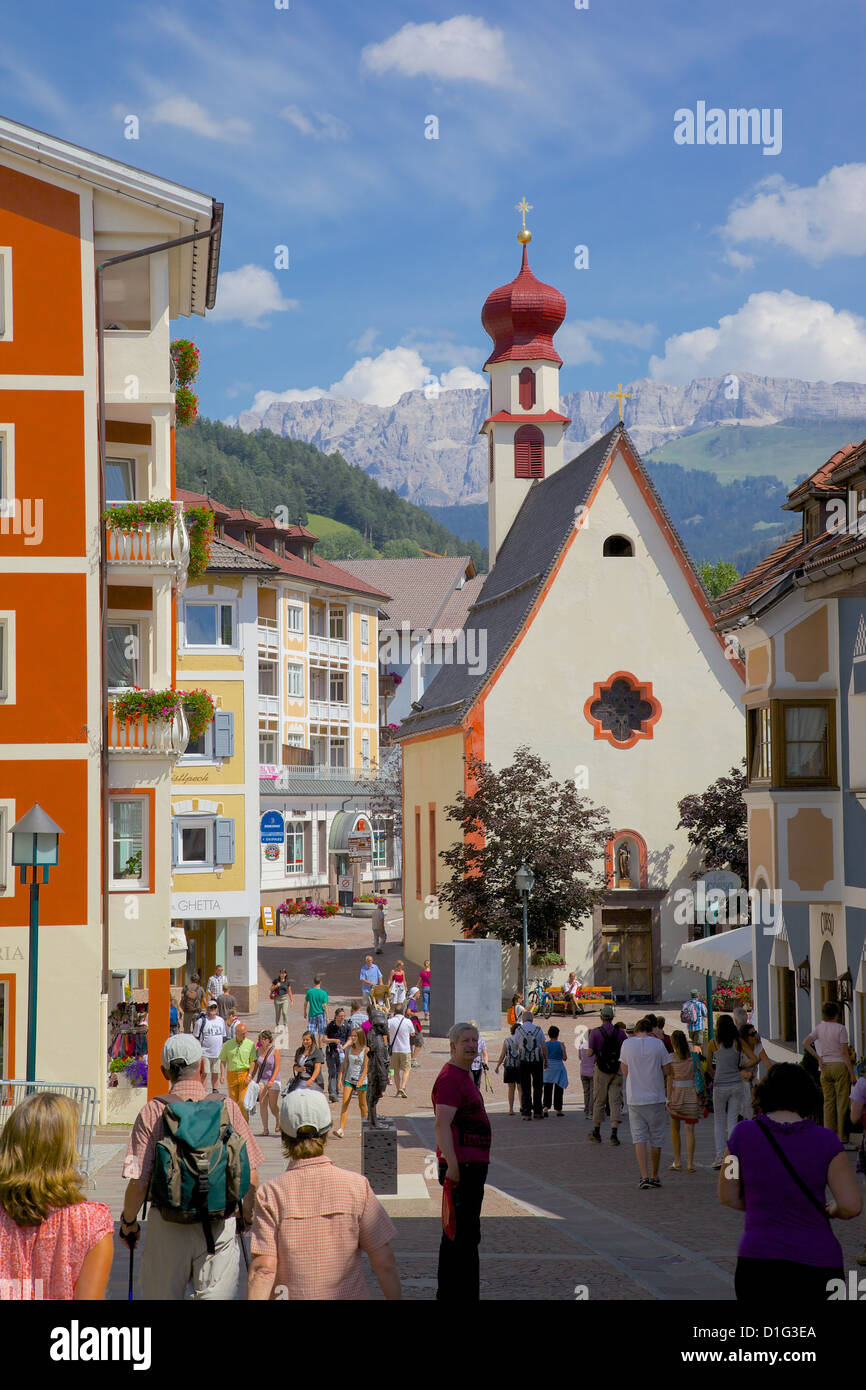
[603,535,634,557]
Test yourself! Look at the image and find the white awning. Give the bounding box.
[673,926,753,980]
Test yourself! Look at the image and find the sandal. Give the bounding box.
[668,1162,681,1170]
[333,1129,344,1138]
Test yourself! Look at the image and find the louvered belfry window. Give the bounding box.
[514,424,545,479]
[518,367,536,409]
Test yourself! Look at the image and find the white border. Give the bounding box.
[0,248,12,341]
[0,611,15,704]
[0,423,14,517]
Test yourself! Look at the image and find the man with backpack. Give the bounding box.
[118,1034,263,1299]
[515,1008,548,1120]
[681,989,708,1050]
[181,974,206,1033]
[587,1006,627,1145]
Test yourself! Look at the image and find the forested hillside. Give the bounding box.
[176,418,489,571]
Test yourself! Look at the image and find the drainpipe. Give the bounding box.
[96,221,221,999]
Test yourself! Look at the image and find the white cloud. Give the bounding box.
[349,327,380,354]
[558,317,657,365]
[209,265,299,327]
[250,386,329,413]
[648,290,866,384]
[280,105,349,141]
[148,96,252,143]
[361,16,512,87]
[400,334,481,369]
[723,248,756,272]
[244,346,486,414]
[720,165,866,265]
[440,366,486,390]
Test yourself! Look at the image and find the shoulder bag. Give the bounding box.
[754,1118,831,1225]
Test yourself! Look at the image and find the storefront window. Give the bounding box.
[286,822,304,874]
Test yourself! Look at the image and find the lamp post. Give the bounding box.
[515,865,535,1003]
[9,804,64,1082]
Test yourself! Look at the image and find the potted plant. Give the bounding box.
[184,505,216,581]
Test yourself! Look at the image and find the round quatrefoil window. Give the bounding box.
[584,671,661,749]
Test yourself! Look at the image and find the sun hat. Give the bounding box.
[279,1086,332,1139]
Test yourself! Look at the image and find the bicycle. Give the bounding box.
[526,977,554,1019]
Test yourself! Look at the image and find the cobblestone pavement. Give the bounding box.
[91,907,866,1301]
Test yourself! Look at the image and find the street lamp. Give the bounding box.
[9,804,64,1082]
[515,865,535,1003]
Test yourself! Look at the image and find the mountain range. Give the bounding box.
[235,374,866,508]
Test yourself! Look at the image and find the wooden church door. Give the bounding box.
[600,909,653,1000]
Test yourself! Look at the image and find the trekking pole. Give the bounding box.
[128,1242,135,1301]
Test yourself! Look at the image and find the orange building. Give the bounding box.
[0,117,221,1114]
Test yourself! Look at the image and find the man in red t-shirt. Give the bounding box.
[432,1022,492,1302]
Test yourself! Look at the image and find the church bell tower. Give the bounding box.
[481,200,571,563]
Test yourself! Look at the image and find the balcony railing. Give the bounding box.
[258,693,279,716]
[108,701,190,756]
[309,635,349,661]
[105,501,189,570]
[273,763,377,782]
[257,618,278,653]
[309,699,349,723]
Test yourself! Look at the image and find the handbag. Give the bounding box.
[754,1118,832,1224]
[242,1079,260,1116]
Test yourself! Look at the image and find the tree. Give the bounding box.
[676,761,748,883]
[381,538,423,557]
[698,558,740,598]
[437,747,612,964]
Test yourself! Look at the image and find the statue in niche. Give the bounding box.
[617,841,632,887]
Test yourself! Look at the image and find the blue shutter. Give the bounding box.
[214,817,235,866]
[171,819,180,867]
[213,711,234,759]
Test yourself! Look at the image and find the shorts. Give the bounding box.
[628,1102,668,1147]
[503,1065,520,1084]
[308,1013,326,1034]
[203,1055,221,1077]
[391,1051,411,1066]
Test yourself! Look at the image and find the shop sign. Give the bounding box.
[261,811,285,845]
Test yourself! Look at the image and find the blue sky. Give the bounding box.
[4,0,866,418]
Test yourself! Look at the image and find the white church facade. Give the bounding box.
[398,223,746,1002]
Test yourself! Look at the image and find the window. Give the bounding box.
[108,622,140,689]
[258,660,277,696]
[284,732,304,749]
[329,608,346,640]
[373,818,388,869]
[185,602,234,648]
[310,606,325,637]
[0,424,14,517]
[518,367,536,410]
[287,604,303,634]
[110,798,148,888]
[0,248,12,341]
[804,507,820,543]
[287,662,304,697]
[603,535,634,557]
[286,822,304,874]
[105,457,136,504]
[329,740,347,768]
[488,434,495,483]
[360,616,369,646]
[0,616,10,702]
[429,805,437,894]
[329,672,346,704]
[0,805,9,891]
[172,816,235,869]
[781,701,834,784]
[514,424,544,479]
[311,735,327,766]
[361,671,370,706]
[747,705,772,782]
[361,735,370,769]
[415,809,422,898]
[310,669,326,701]
[259,732,277,763]
[183,723,215,761]
[0,976,13,1080]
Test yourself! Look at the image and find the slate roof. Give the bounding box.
[337,557,477,631]
[396,423,698,738]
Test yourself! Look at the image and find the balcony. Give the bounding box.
[103,325,173,404]
[258,693,279,717]
[105,501,189,573]
[309,699,349,724]
[108,701,190,756]
[257,618,278,654]
[274,764,377,783]
[309,634,349,662]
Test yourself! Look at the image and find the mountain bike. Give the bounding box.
[527,977,554,1019]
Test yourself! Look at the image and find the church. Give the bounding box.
[397,210,746,1003]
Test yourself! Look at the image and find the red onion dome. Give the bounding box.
[482,246,567,367]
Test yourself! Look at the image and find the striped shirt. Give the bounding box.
[250,1156,395,1299]
[121,1079,264,1181]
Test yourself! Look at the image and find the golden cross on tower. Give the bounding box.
[608,382,632,421]
[515,197,533,245]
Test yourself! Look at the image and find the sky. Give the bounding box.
[4,0,866,419]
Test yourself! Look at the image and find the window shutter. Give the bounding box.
[171,818,180,867]
[518,367,536,410]
[213,710,234,758]
[514,425,544,479]
[214,817,235,866]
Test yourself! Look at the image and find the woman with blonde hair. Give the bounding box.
[0,1092,114,1300]
[387,960,407,1007]
[333,1026,369,1138]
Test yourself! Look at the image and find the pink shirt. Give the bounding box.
[0,1201,113,1300]
[813,1021,849,1063]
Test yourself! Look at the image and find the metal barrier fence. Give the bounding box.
[0,1080,98,1180]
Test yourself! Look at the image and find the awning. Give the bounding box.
[673,926,753,980]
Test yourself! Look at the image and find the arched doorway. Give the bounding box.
[818,938,839,1010]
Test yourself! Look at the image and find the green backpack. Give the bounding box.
[150,1097,251,1253]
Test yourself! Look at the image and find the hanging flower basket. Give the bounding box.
[185,505,216,582]
[111,688,215,741]
[103,499,176,529]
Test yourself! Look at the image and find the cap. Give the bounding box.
[207,1000,219,1008]
[279,1087,332,1140]
[162,1034,202,1069]
[409,987,420,997]
[600,1005,614,1020]
[690,989,699,997]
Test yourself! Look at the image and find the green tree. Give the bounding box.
[437,747,612,977]
[676,761,748,883]
[381,538,423,557]
[315,532,378,561]
[698,558,740,598]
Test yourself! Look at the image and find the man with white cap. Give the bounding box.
[118,1033,264,1299]
[247,1087,401,1301]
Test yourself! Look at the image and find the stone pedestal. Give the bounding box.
[361,1118,398,1195]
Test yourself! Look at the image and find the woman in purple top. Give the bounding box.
[719,1063,861,1300]
[252,1029,281,1137]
